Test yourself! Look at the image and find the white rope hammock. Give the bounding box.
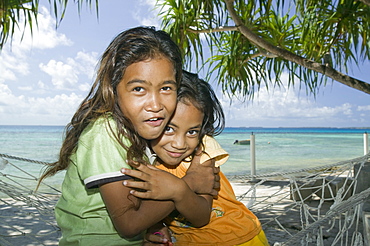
[228,152,370,245]
[1,152,370,245]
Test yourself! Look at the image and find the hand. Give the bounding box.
[182,153,220,196]
[143,222,173,246]
[121,164,187,201]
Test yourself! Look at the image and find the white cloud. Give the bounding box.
[0,6,72,85]
[219,74,363,127]
[18,86,33,91]
[37,81,48,90]
[0,84,83,125]
[358,105,370,111]
[27,93,82,115]
[39,60,78,89]
[39,51,98,90]
[1,1,368,127]
[132,0,160,27]
[74,51,98,78]
[0,83,13,99]
[12,6,73,51]
[0,50,29,83]
[0,6,97,125]
[78,83,92,92]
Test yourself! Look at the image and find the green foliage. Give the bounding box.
[157,0,370,97]
[48,0,99,26]
[157,0,225,69]
[0,0,38,49]
[0,0,98,49]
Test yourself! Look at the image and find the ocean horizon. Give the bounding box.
[1,125,369,189]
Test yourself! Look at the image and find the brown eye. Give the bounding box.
[133,87,144,92]
[164,126,174,133]
[187,130,199,137]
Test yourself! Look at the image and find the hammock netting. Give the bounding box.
[1,152,370,245]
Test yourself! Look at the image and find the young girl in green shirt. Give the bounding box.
[38,27,218,246]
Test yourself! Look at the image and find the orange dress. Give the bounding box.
[156,136,268,246]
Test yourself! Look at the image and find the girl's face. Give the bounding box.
[151,101,204,166]
[117,57,177,140]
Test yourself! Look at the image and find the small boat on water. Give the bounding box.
[233,139,250,145]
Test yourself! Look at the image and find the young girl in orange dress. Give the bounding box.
[124,71,269,246]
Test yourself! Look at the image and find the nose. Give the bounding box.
[145,92,163,112]
[171,134,187,150]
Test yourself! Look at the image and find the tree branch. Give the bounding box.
[358,0,370,7]
[224,0,370,95]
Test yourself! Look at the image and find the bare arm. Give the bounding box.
[105,152,218,238]
[99,181,174,239]
[121,164,213,227]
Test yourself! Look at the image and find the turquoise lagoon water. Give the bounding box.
[217,127,369,175]
[0,125,369,189]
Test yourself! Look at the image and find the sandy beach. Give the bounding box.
[2,151,370,245]
[230,180,362,246]
[1,175,368,246]
[231,162,370,246]
[0,180,292,245]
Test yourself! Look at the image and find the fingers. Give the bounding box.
[143,234,171,246]
[134,163,151,172]
[214,173,220,182]
[126,188,151,199]
[213,167,220,193]
[145,232,168,243]
[121,163,155,180]
[212,177,220,196]
[121,166,153,196]
[213,181,220,190]
[208,189,218,197]
[145,231,172,246]
[121,167,147,180]
[214,166,220,174]
[122,178,147,189]
[122,179,155,199]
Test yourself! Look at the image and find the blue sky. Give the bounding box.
[0,0,369,127]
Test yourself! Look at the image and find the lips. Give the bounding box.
[145,117,164,127]
[166,150,185,158]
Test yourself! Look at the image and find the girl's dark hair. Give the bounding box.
[38,26,182,184]
[178,70,225,144]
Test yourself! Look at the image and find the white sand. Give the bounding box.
[0,179,364,246]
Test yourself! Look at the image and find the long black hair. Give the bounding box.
[38,26,182,184]
[178,70,225,142]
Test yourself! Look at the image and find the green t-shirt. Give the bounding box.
[55,116,144,245]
